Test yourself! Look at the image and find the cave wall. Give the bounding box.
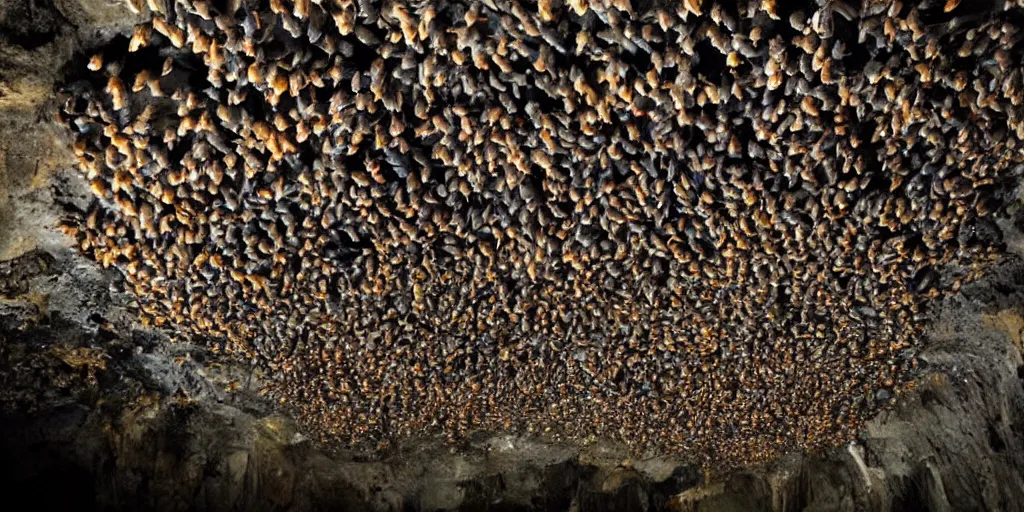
[1,236,1023,512]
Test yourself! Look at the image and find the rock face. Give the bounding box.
[2,246,1024,511]
[2,1,1024,511]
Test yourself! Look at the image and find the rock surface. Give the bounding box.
[2,245,1024,511]
[2,1,1024,511]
